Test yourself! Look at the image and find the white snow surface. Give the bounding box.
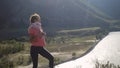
[55,32,120,68]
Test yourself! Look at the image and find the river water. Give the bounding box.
[55,32,120,68]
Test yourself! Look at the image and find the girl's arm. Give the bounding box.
[37,27,46,38]
[29,35,37,42]
[28,27,38,42]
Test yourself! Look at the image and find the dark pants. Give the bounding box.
[30,46,54,68]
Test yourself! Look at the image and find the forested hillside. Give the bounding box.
[0,0,120,39]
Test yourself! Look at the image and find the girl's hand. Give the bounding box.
[42,32,46,36]
[38,32,46,38]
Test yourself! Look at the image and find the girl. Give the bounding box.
[28,13,54,68]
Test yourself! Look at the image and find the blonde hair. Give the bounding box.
[29,13,41,24]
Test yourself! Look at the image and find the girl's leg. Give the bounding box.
[30,46,38,68]
[38,47,54,68]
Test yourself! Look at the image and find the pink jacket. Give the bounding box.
[28,22,46,46]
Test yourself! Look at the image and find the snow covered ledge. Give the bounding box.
[55,32,120,68]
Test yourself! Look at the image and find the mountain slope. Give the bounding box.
[88,0,120,19]
[0,0,120,39]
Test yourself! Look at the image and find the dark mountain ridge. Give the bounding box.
[0,0,120,39]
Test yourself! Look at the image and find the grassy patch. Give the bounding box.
[95,61,120,68]
[58,27,100,33]
[0,34,96,68]
[71,35,96,42]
